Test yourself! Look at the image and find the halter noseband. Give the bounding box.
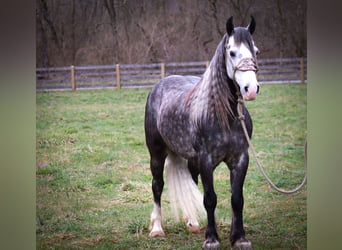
[233,57,258,75]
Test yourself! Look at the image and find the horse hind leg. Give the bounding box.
[147,137,167,237]
[149,153,167,237]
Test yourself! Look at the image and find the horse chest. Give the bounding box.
[196,125,249,165]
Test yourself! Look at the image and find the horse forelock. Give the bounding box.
[188,34,235,130]
[230,27,256,59]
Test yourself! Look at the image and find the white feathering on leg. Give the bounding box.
[149,203,165,237]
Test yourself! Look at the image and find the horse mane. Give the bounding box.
[187,34,235,129]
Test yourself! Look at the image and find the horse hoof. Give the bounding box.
[202,239,220,249]
[149,230,165,238]
[232,238,252,250]
[149,217,165,238]
[188,224,201,233]
[186,220,201,233]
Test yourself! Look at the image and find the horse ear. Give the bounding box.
[247,15,256,35]
[226,16,234,36]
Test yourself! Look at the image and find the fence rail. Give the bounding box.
[36,57,307,91]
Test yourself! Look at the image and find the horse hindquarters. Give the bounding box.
[145,91,167,237]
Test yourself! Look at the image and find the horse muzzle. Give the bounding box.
[242,84,259,101]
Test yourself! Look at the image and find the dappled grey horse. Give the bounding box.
[144,16,260,249]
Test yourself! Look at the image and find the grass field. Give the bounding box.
[36,83,307,249]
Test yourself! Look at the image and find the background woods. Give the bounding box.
[36,0,306,67]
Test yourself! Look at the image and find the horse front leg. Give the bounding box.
[199,157,220,249]
[227,151,252,249]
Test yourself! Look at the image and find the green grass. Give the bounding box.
[36,84,307,249]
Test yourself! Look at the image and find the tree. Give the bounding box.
[36,0,307,67]
[102,0,120,63]
[36,0,65,66]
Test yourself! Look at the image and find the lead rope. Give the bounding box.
[237,96,307,194]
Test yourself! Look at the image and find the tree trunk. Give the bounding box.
[103,0,120,63]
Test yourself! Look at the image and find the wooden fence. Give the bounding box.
[36,57,307,91]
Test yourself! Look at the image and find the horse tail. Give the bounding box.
[165,153,206,226]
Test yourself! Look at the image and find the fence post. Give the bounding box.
[161,62,165,79]
[71,65,76,91]
[300,57,305,84]
[116,64,121,88]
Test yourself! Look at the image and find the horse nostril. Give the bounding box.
[244,86,249,93]
[256,85,260,94]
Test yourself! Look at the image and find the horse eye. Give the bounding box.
[254,47,260,55]
[229,51,236,57]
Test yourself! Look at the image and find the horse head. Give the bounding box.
[225,16,260,101]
